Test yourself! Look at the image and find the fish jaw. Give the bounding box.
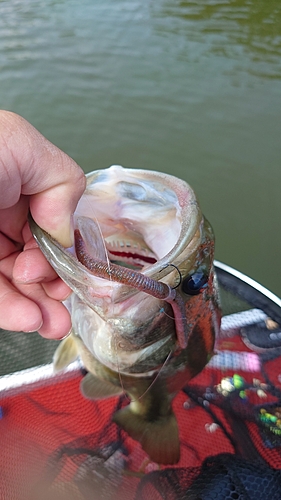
[32,165,222,466]
[76,165,201,265]
[30,165,220,373]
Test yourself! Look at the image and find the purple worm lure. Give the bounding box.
[74,229,189,349]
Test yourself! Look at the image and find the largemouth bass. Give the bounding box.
[29,165,221,465]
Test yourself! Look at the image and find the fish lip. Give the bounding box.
[29,166,218,372]
[77,166,204,292]
[30,165,206,306]
[85,165,202,263]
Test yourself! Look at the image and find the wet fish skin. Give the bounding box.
[29,165,221,465]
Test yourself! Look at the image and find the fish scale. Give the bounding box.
[29,165,221,465]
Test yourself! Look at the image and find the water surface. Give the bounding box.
[0,0,280,295]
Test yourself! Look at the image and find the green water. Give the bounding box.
[1,0,280,296]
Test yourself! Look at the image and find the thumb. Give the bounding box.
[0,111,86,246]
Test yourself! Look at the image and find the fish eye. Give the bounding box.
[182,270,208,295]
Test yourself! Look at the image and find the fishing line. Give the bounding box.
[94,221,126,395]
[160,307,177,322]
[81,197,114,277]
[78,201,177,398]
[130,348,173,403]
[79,199,124,388]
[159,301,187,348]
[159,263,187,332]
[114,280,176,399]
[160,263,182,289]
[97,224,126,394]
[82,198,130,397]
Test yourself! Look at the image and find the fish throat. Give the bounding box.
[28,166,220,466]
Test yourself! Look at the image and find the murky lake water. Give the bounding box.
[0,0,280,296]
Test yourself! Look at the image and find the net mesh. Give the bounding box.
[1,265,281,500]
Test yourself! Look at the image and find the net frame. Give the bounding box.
[1,261,281,500]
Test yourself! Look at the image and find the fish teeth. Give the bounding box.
[107,239,145,252]
[109,239,138,248]
[105,233,157,267]
[105,232,155,256]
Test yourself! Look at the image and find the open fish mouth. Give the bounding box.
[29,165,218,372]
[104,230,157,269]
[29,165,221,465]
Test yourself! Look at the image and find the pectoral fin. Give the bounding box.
[80,373,123,400]
[53,333,78,372]
[113,406,180,465]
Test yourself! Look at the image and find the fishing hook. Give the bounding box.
[160,263,182,289]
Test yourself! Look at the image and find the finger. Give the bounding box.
[0,273,43,333]
[17,281,72,339]
[38,298,72,340]
[13,246,59,284]
[42,277,72,301]
[20,226,72,299]
[0,253,72,338]
[0,111,86,247]
[0,232,21,260]
[0,195,29,244]
[13,241,72,299]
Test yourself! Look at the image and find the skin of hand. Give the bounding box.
[0,111,86,339]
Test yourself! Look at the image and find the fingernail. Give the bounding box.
[57,328,73,341]
[60,289,73,301]
[23,320,44,333]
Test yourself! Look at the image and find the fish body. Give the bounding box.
[29,165,221,465]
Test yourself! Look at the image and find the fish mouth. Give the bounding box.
[29,166,209,356]
[105,230,157,269]
[74,165,203,284]
[71,165,207,350]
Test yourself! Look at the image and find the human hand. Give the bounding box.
[0,111,86,338]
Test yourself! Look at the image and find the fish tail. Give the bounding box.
[112,405,180,465]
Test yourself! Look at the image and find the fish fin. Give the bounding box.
[53,333,78,372]
[80,373,123,400]
[113,406,180,465]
